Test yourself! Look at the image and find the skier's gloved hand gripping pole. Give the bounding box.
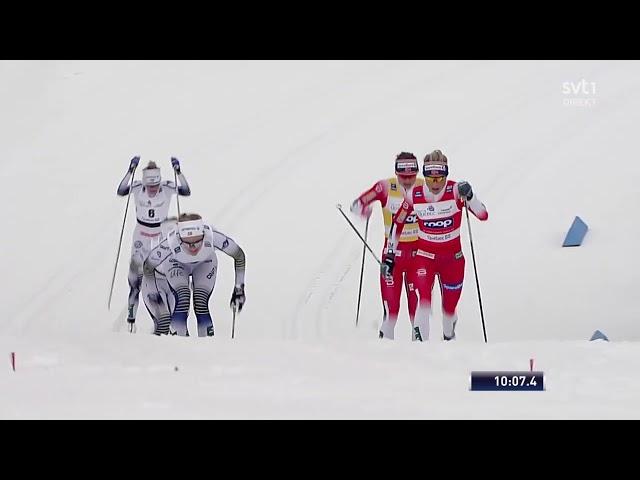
[380,251,396,278]
[230,285,245,339]
[108,156,139,311]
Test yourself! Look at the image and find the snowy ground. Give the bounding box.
[3,334,639,419]
[1,60,639,418]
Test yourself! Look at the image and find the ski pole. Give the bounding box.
[336,204,381,266]
[464,200,488,343]
[355,217,369,326]
[108,165,137,310]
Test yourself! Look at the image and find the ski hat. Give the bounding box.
[395,152,418,176]
[178,218,204,240]
[423,149,449,177]
[142,161,162,186]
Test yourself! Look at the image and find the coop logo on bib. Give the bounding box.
[423,218,453,229]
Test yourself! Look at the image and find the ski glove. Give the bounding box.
[129,156,140,172]
[350,198,372,219]
[230,284,246,312]
[380,251,395,278]
[171,157,181,173]
[457,181,473,200]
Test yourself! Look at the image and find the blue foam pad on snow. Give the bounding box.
[590,330,609,341]
[562,216,589,247]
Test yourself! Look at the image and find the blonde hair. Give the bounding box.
[179,212,202,222]
[424,150,448,165]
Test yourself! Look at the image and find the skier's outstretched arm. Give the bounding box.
[168,157,191,196]
[350,180,387,218]
[212,231,245,286]
[387,198,412,254]
[211,229,246,311]
[455,181,488,221]
[143,239,173,281]
[117,157,142,196]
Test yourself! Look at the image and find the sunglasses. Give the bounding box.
[180,236,204,248]
[425,176,447,184]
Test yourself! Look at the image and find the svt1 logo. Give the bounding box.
[562,79,597,107]
[562,79,596,95]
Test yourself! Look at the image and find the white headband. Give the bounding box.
[423,164,447,174]
[178,219,204,239]
[396,160,418,169]
[142,168,161,186]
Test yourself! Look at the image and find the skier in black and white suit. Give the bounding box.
[142,213,246,337]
